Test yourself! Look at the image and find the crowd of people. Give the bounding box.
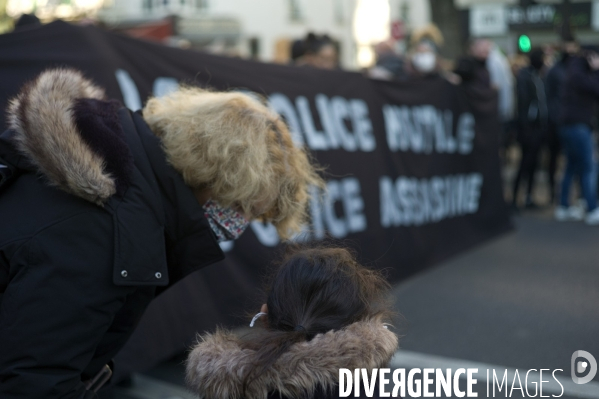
[498,37,599,225]
[410,31,599,226]
[291,25,599,226]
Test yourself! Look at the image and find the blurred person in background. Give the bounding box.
[407,39,442,78]
[407,24,444,78]
[555,45,599,224]
[367,40,407,81]
[409,24,444,54]
[512,48,548,210]
[454,38,492,89]
[13,13,41,30]
[291,32,339,70]
[404,24,462,84]
[545,35,580,204]
[291,38,305,64]
[486,42,515,159]
[509,53,531,78]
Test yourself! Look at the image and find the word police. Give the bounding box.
[115,70,476,154]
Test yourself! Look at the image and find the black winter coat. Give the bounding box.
[545,55,570,126]
[516,66,548,136]
[560,56,599,127]
[453,56,491,89]
[0,70,224,397]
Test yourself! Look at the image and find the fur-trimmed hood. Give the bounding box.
[186,319,398,399]
[6,68,132,205]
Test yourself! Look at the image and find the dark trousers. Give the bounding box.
[559,124,597,211]
[512,128,545,206]
[546,124,561,203]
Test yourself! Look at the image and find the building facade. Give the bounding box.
[456,0,599,55]
[97,0,431,69]
[97,0,359,67]
[4,0,432,69]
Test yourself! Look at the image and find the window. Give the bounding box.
[249,37,260,59]
[400,2,410,25]
[334,0,344,24]
[289,0,303,22]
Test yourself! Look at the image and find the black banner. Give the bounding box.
[0,21,511,376]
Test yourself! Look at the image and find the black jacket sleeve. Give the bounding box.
[545,65,561,125]
[569,57,599,99]
[0,211,133,399]
[516,69,532,132]
[453,57,476,83]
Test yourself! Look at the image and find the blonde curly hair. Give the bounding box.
[143,87,323,239]
[410,23,444,49]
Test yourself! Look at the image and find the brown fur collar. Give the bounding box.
[7,68,130,205]
[186,319,398,399]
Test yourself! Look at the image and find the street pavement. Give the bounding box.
[393,210,599,384]
[100,211,599,398]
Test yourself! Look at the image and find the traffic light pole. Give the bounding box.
[561,0,572,40]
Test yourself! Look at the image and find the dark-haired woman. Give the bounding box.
[186,247,398,399]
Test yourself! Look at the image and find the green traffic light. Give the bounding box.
[519,35,531,53]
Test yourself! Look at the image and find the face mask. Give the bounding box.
[203,199,250,242]
[412,52,436,73]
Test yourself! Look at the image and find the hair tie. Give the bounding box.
[294,325,307,333]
